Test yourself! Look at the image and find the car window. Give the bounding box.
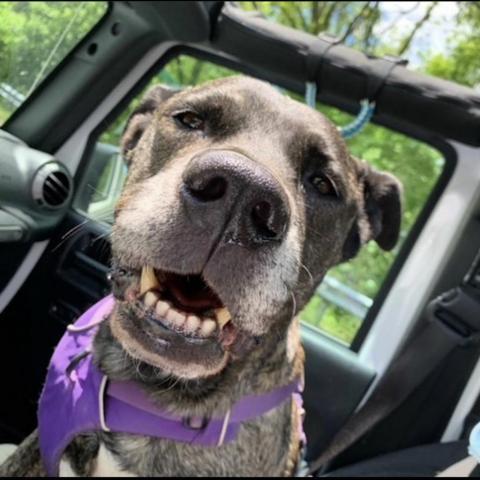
[0,1,108,125]
[75,54,445,347]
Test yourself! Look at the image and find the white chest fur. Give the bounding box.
[59,444,136,477]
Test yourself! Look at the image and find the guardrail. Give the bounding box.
[0,83,25,108]
[316,274,373,320]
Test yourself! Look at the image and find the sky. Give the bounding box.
[376,2,459,68]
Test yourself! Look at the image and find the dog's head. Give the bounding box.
[109,76,402,380]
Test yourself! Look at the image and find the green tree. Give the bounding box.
[423,2,480,87]
[0,1,106,122]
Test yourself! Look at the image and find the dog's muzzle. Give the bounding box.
[181,149,290,248]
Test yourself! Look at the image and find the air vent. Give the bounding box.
[32,161,72,210]
[43,171,71,207]
[85,236,112,268]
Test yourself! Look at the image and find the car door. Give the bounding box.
[1,2,479,471]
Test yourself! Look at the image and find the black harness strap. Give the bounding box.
[364,55,408,104]
[304,34,340,89]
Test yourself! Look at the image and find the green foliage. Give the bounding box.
[423,3,480,87]
[301,295,361,345]
[0,1,107,123]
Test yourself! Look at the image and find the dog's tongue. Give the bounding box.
[165,272,224,311]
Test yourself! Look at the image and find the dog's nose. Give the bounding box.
[182,150,290,247]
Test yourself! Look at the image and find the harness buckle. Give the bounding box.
[182,416,209,430]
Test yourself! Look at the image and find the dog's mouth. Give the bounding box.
[110,265,241,378]
[135,266,236,346]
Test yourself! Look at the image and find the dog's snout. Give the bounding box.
[182,150,290,247]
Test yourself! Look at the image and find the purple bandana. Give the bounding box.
[37,295,304,476]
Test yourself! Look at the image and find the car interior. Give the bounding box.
[1,2,480,476]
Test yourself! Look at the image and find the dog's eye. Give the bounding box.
[310,174,338,197]
[173,111,205,131]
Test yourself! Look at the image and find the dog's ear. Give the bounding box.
[121,85,180,162]
[343,157,403,260]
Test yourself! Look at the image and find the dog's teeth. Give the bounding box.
[155,300,170,318]
[140,266,159,295]
[166,308,186,328]
[144,291,159,308]
[185,315,200,333]
[215,308,231,328]
[199,319,216,337]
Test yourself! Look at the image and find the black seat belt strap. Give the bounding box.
[309,249,480,475]
[470,463,480,477]
[463,389,480,439]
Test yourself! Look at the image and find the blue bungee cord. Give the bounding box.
[305,81,375,139]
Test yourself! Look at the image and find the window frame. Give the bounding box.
[73,44,457,351]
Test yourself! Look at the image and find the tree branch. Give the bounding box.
[376,2,421,37]
[189,60,205,85]
[397,1,438,56]
[174,58,184,85]
[291,2,309,32]
[318,2,339,34]
[279,3,300,29]
[311,1,320,34]
[399,2,422,16]
[339,1,372,43]
[362,1,380,53]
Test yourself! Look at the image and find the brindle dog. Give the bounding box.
[0,76,402,477]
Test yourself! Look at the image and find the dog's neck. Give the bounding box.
[93,313,304,419]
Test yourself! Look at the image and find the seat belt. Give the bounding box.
[470,463,480,477]
[462,388,480,439]
[309,248,480,475]
[436,456,479,477]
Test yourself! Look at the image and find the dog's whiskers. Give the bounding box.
[133,357,148,381]
[50,204,138,253]
[300,262,314,285]
[155,375,182,395]
[51,218,92,252]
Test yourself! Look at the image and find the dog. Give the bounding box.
[0,76,402,477]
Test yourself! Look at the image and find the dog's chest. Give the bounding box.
[60,444,136,477]
[60,403,294,477]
